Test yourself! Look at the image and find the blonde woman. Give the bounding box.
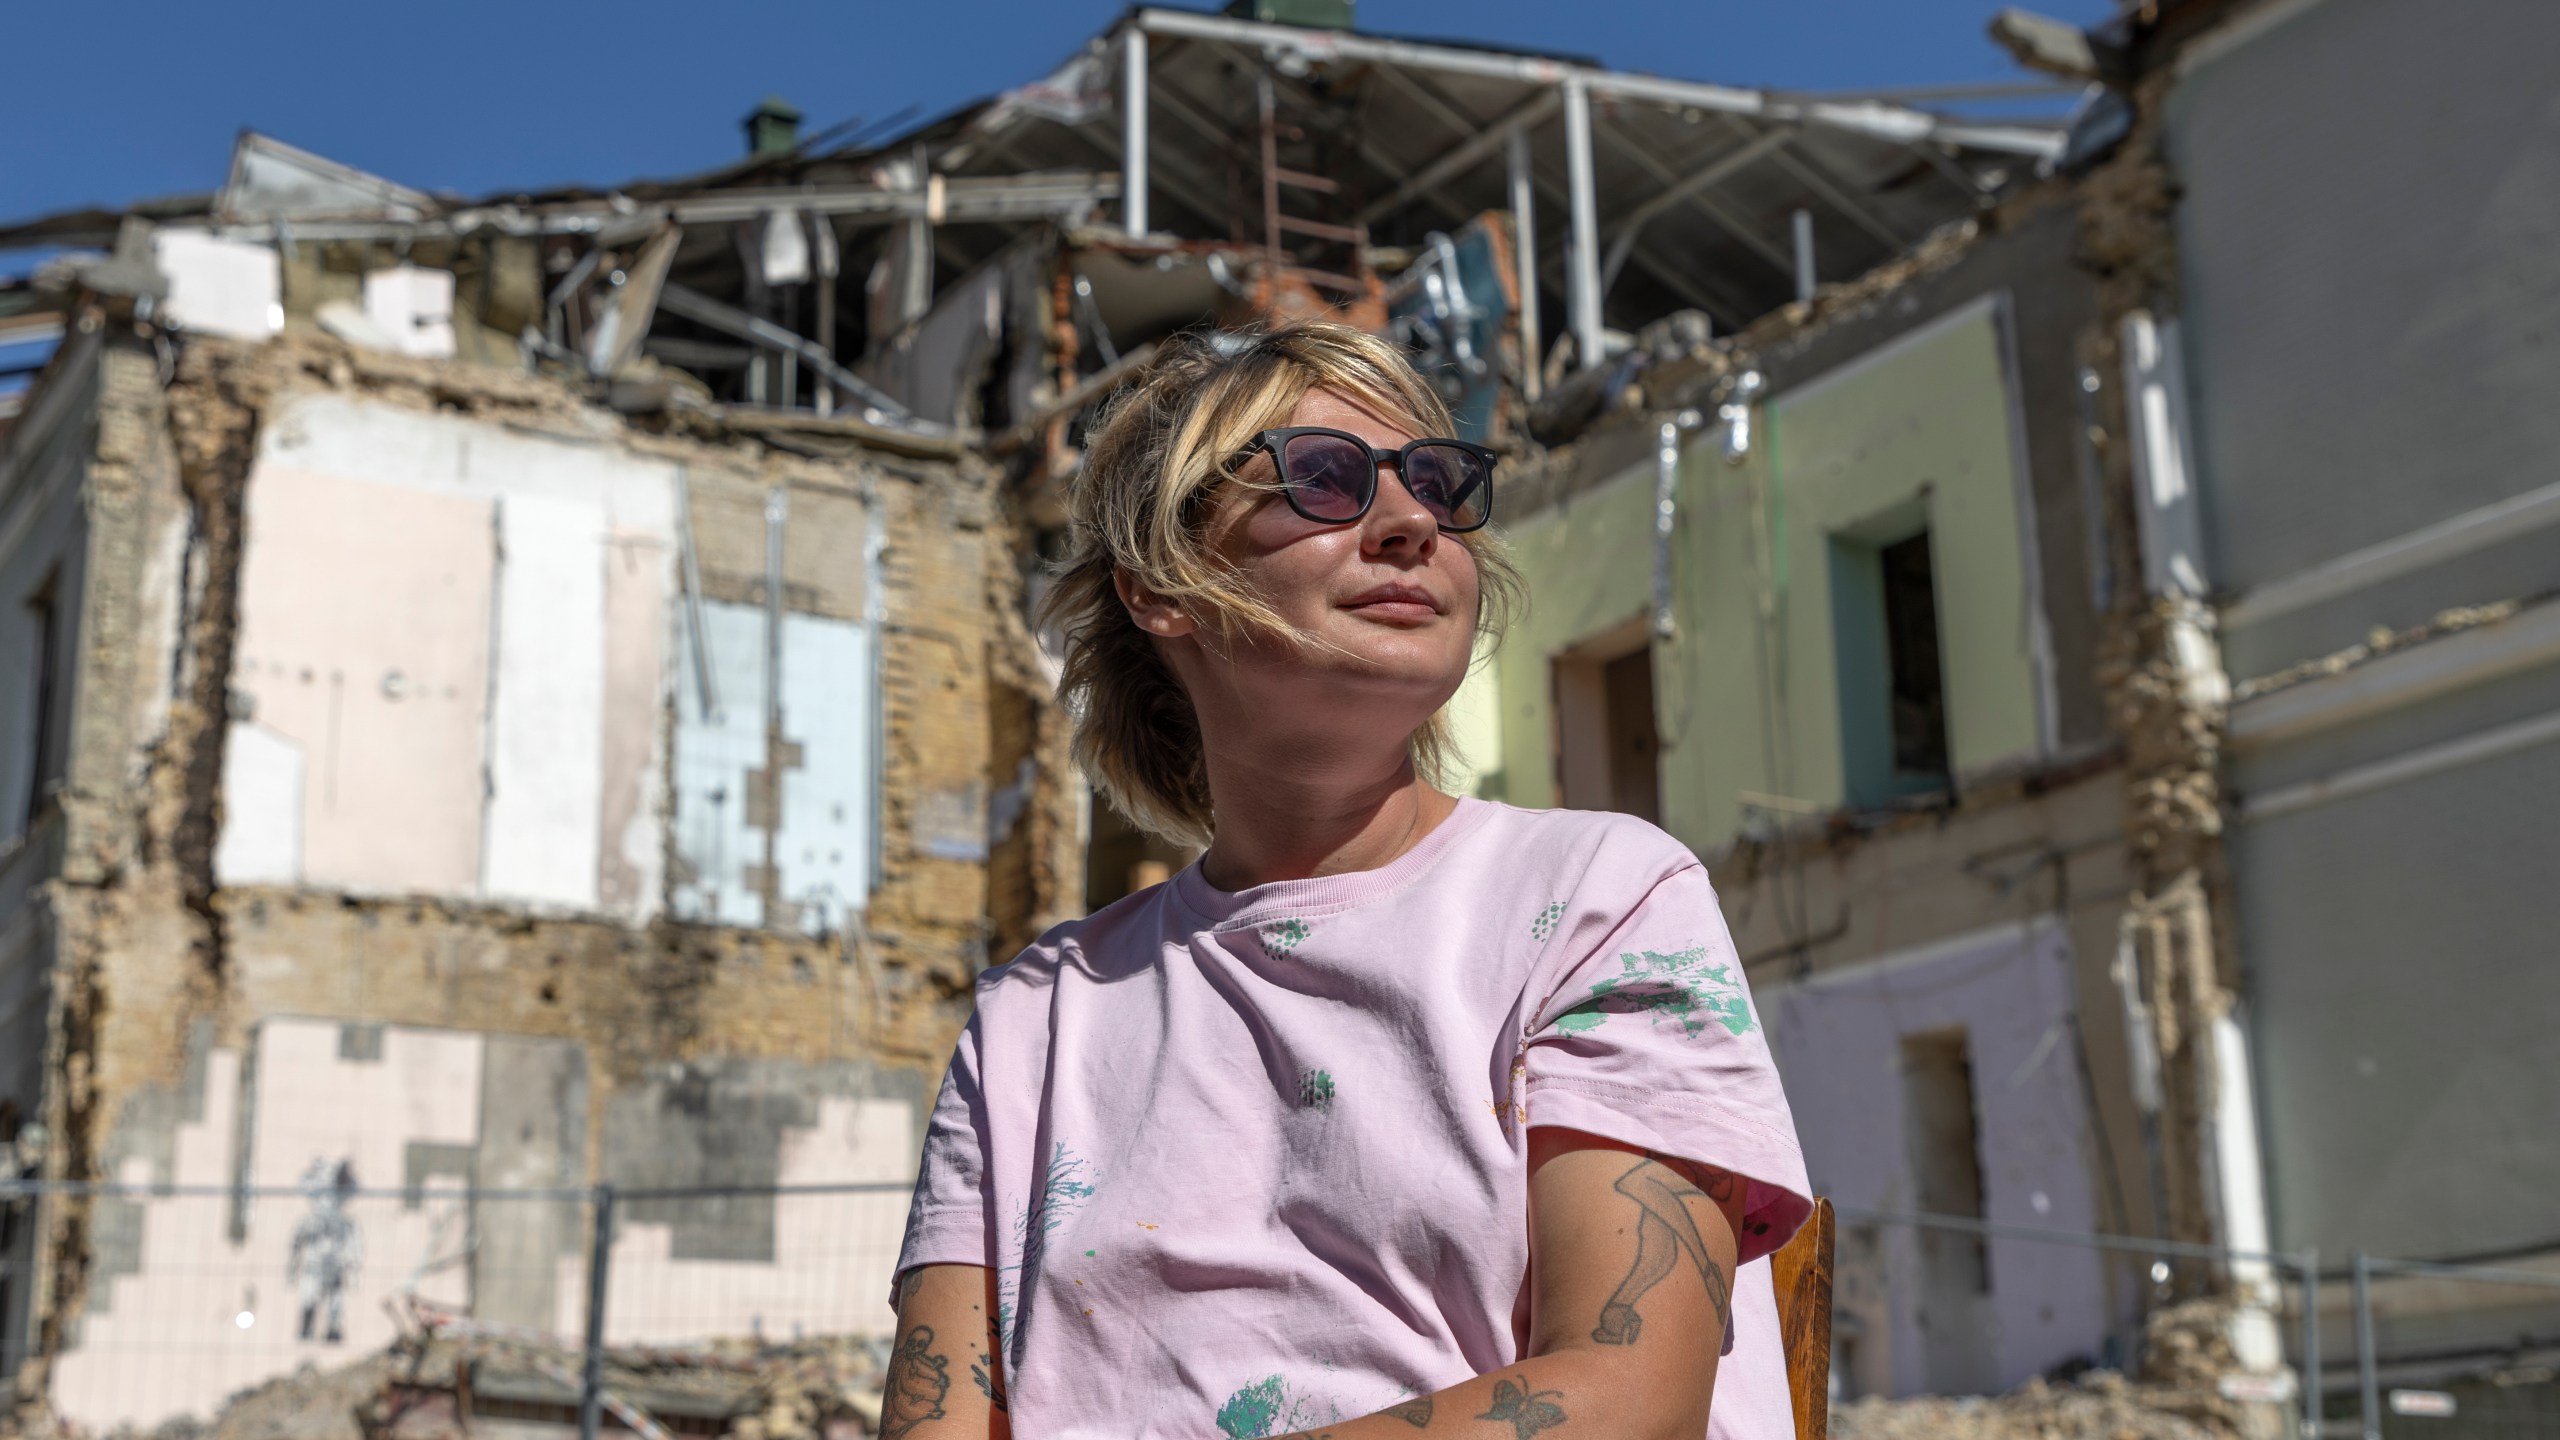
[891,323,1809,1440]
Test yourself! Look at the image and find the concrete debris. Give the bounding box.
[1837,1302,2260,1440]
[1835,1371,2227,1440]
[1,1318,898,1440]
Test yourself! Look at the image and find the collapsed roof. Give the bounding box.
[0,3,2069,435]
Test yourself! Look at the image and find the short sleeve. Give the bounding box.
[1523,859,1813,1265]
[889,1016,995,1307]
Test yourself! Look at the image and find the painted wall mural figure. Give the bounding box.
[288,1159,363,1344]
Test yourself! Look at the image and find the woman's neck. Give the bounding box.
[1195,743,1458,891]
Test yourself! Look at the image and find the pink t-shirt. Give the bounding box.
[896,799,1812,1439]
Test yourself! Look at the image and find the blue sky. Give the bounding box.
[1,0,2112,224]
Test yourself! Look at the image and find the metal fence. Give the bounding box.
[1830,1204,2560,1440]
[0,1179,914,1439]
[2,1180,2554,1438]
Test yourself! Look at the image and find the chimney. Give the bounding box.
[744,96,805,158]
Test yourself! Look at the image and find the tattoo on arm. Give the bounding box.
[880,1325,951,1438]
[1384,1395,1434,1427]
[1591,1158,1734,1346]
[971,1350,1008,1413]
[1477,1376,1568,1439]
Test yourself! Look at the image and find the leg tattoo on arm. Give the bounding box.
[881,1326,952,1438]
[1591,1159,1734,1346]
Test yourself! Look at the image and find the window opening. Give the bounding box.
[1879,532,1949,777]
[1829,506,1951,808]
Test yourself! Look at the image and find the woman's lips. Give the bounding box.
[1341,584,1443,622]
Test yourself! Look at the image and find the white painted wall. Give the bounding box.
[482,492,609,910]
[152,231,282,342]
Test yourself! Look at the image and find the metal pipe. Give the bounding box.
[2301,1248,2322,1438]
[1507,125,1541,400]
[1259,75,1283,256]
[762,485,789,930]
[1654,413,1701,640]
[673,465,718,720]
[1792,208,1817,304]
[580,1184,616,1440]
[2352,1250,2380,1440]
[656,283,926,425]
[1560,75,1602,372]
[1123,26,1151,238]
[863,484,889,901]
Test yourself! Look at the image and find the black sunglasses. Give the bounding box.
[1237,426,1496,534]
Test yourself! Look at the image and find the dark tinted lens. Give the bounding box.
[1404,444,1492,530]
[1278,433,1374,521]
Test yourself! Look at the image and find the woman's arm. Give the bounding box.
[1274,1128,1746,1440]
[883,1264,1013,1440]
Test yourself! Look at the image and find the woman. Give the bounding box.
[891,322,1809,1440]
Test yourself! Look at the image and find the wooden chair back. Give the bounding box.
[1770,1197,1835,1440]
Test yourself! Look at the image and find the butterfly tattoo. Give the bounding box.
[1477,1376,1568,1439]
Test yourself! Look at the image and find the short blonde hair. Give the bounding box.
[1040,321,1521,848]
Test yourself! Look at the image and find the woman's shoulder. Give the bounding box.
[1459,799,1706,885]
[973,876,1181,995]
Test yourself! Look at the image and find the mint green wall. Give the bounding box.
[1489,297,2046,853]
[1492,464,1658,810]
[1771,297,2047,798]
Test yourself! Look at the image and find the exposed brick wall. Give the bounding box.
[9,329,1064,1422]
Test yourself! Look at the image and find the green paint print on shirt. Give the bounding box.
[1262,917,1312,954]
[1216,1375,1340,1438]
[1529,900,1566,942]
[997,1141,1101,1355]
[1553,945,1757,1040]
[1298,1068,1336,1112]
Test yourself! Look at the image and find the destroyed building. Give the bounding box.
[4,0,2556,1435]
[1472,0,2560,1427]
[0,119,1103,1433]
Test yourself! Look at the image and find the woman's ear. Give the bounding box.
[1114,567,1197,639]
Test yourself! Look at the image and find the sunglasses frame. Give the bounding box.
[1237,426,1497,534]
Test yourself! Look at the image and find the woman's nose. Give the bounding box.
[1361,466,1440,551]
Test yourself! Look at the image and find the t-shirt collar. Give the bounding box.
[1170,795,1493,928]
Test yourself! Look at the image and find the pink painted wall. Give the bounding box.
[226,463,493,896]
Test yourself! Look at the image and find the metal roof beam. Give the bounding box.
[1594,124,1797,278]
[1359,63,1745,327]
[1129,7,2065,159]
[1355,88,1562,227]
[1614,125,1795,242]
[1761,137,1907,251]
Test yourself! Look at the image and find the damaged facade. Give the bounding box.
[3,0,2555,1434]
[0,122,1085,1433]
[1474,0,2560,1426]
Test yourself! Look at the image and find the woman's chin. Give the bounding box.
[1300,649,1468,712]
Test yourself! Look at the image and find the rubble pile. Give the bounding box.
[1835,1301,2262,1440]
[0,1325,895,1440]
[715,1335,890,1440]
